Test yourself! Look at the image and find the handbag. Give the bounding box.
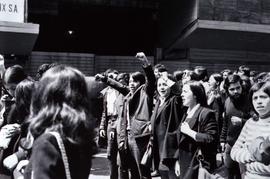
[49,132,72,179]
[140,144,152,167]
[197,149,222,179]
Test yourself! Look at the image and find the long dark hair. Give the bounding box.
[186,81,208,107]
[15,79,35,124]
[29,65,93,144]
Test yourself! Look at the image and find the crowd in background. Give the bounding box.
[0,52,269,179]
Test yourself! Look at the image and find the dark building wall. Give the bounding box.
[159,48,270,74]
[199,0,270,24]
[23,52,153,77]
[25,52,95,76]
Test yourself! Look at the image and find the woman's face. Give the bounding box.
[157,78,171,98]
[252,90,270,117]
[181,84,197,107]
[4,83,17,97]
[129,77,141,93]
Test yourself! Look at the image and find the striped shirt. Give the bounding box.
[231,117,270,178]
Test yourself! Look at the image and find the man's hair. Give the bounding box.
[194,66,208,82]
[210,73,223,85]
[223,74,242,93]
[3,65,27,85]
[238,65,250,77]
[154,64,167,72]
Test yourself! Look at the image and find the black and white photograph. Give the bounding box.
[0,0,270,179]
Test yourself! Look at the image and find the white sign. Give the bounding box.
[0,0,25,23]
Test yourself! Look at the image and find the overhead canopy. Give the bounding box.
[0,21,39,55]
[166,20,270,54]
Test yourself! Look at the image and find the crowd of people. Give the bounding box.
[0,52,269,179]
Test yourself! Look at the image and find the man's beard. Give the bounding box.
[230,93,241,101]
[230,93,244,106]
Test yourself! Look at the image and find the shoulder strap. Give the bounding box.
[49,132,72,179]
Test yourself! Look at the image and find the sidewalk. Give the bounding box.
[89,149,227,179]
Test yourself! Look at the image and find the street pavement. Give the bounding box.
[89,149,227,179]
[89,148,160,179]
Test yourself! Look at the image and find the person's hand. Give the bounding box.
[15,160,29,174]
[180,122,191,135]
[174,161,180,177]
[119,141,125,151]
[1,124,21,137]
[220,142,226,152]
[1,94,14,104]
[148,124,152,133]
[135,52,149,66]
[3,153,18,171]
[99,129,106,138]
[231,116,242,125]
[95,74,107,82]
[109,131,115,140]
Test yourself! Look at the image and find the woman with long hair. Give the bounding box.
[24,65,95,179]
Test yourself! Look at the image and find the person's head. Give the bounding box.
[15,79,35,123]
[154,64,167,79]
[224,74,243,100]
[238,65,250,77]
[157,77,172,99]
[181,81,207,108]
[194,66,208,82]
[129,71,145,93]
[104,69,119,80]
[240,75,251,95]
[29,65,93,144]
[182,70,199,85]
[116,73,129,86]
[254,72,267,83]
[173,70,184,82]
[3,65,27,97]
[208,73,223,90]
[249,81,270,118]
[249,70,258,85]
[221,69,232,80]
[262,73,270,82]
[36,63,50,80]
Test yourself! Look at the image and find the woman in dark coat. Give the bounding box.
[174,81,219,179]
[150,75,184,179]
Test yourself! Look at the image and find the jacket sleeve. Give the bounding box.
[220,107,228,143]
[143,64,156,98]
[99,109,107,131]
[195,111,218,144]
[106,78,130,96]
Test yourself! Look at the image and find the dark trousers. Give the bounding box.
[107,119,118,179]
[224,143,241,179]
[122,133,151,179]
